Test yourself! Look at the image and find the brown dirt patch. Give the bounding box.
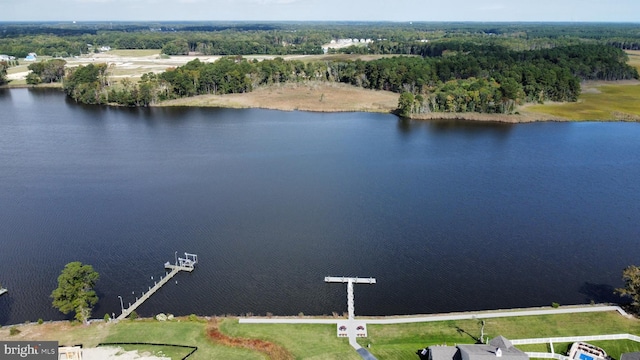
[156,82,399,113]
[206,319,293,360]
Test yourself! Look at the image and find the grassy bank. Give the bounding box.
[525,81,640,121]
[3,310,638,359]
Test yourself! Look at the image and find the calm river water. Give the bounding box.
[1,88,639,325]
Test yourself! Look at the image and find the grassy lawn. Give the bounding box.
[103,318,263,360]
[525,82,640,121]
[220,319,361,360]
[358,311,640,360]
[2,311,640,359]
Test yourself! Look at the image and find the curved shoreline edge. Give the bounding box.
[4,84,639,123]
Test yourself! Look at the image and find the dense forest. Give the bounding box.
[3,22,639,113]
[3,22,640,57]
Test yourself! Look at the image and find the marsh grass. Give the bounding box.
[626,50,640,73]
[525,82,640,120]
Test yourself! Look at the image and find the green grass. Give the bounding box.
[626,51,640,73]
[7,64,29,75]
[220,319,361,360]
[3,311,640,359]
[352,312,640,359]
[526,83,640,120]
[104,319,263,360]
[518,340,640,360]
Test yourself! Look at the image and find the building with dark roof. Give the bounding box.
[621,352,640,360]
[420,336,528,360]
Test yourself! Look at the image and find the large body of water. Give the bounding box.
[1,88,639,325]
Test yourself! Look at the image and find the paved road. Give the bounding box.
[356,348,378,360]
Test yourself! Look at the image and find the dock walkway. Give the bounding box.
[117,253,197,320]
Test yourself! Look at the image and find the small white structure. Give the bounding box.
[59,346,83,360]
[325,276,376,339]
[337,320,368,338]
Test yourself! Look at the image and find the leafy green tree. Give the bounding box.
[616,265,640,313]
[162,38,189,55]
[27,60,67,84]
[26,72,42,85]
[63,63,108,104]
[0,61,8,85]
[51,261,99,323]
[397,92,415,117]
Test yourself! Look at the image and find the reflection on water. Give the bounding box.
[427,118,513,132]
[0,88,639,325]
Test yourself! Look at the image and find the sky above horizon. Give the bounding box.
[2,0,640,22]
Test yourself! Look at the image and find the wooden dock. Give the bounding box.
[117,253,197,320]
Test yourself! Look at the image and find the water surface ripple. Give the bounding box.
[0,88,639,324]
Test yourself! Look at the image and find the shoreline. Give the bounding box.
[0,303,629,329]
[406,111,568,123]
[4,82,639,123]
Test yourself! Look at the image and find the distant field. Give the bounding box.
[626,50,640,72]
[107,49,161,57]
[2,310,640,360]
[525,81,640,121]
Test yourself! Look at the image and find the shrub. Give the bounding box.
[552,302,560,308]
[37,318,44,325]
[188,314,198,322]
[129,311,138,320]
[104,313,110,322]
[9,327,21,336]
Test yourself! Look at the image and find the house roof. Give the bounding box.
[428,337,527,360]
[429,346,462,360]
[489,336,515,350]
[621,353,640,360]
[458,344,527,360]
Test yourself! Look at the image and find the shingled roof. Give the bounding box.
[489,336,515,350]
[425,336,528,360]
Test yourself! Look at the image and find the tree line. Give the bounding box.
[4,22,640,58]
[0,61,8,85]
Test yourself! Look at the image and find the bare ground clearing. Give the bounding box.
[156,82,400,113]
